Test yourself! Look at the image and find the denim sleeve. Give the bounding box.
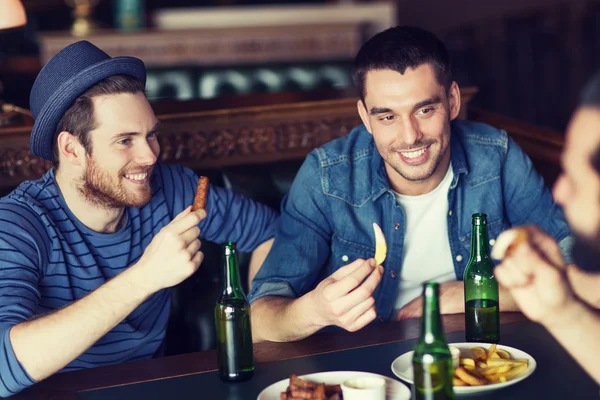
[502,135,572,261]
[248,152,333,303]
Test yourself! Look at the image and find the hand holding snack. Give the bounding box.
[135,206,205,293]
[308,258,383,332]
[492,226,577,329]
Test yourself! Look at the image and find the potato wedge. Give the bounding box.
[471,346,487,362]
[487,344,497,359]
[455,367,486,386]
[453,377,469,386]
[495,349,511,359]
[460,357,476,367]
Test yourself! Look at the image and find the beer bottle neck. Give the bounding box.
[221,245,246,300]
[419,286,445,344]
[469,223,490,263]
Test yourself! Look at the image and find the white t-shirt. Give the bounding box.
[393,165,456,312]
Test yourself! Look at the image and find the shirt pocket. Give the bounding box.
[330,234,375,270]
[487,218,510,247]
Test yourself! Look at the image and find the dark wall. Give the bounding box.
[4,0,600,132]
[413,0,600,131]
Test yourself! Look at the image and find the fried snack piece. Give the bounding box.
[373,222,387,265]
[280,375,343,400]
[191,176,209,211]
[453,377,469,386]
[454,345,529,387]
[455,367,486,386]
[491,228,529,260]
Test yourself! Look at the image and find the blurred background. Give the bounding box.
[3,0,600,132]
[0,0,594,356]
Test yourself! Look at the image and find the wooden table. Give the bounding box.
[16,312,599,400]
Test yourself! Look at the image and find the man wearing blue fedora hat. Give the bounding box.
[0,41,277,396]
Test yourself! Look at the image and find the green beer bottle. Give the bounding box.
[412,282,455,400]
[214,242,254,382]
[463,213,500,343]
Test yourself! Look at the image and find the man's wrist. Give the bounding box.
[542,298,587,332]
[297,290,327,330]
[122,262,156,301]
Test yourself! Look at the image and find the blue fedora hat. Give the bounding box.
[29,40,146,161]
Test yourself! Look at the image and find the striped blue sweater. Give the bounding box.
[0,164,278,397]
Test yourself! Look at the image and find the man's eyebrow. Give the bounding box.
[413,96,442,110]
[110,122,160,140]
[369,107,394,116]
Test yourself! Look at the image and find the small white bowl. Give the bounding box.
[449,346,461,369]
[341,375,386,400]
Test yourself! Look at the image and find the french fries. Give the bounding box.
[280,375,342,400]
[453,345,529,387]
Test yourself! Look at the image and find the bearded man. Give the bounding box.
[0,41,277,397]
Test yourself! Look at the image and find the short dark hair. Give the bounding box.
[52,74,145,167]
[351,26,452,101]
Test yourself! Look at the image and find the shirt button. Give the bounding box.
[342,255,349,262]
[389,271,396,278]
[489,239,496,246]
[456,255,463,262]
[394,223,400,230]
[448,210,453,216]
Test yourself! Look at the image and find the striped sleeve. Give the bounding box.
[158,164,279,252]
[0,203,48,397]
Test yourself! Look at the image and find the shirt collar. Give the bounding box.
[370,120,469,197]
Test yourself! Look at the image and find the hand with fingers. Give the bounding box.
[307,258,384,332]
[494,226,578,329]
[134,206,206,294]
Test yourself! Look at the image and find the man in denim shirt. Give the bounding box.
[249,26,571,342]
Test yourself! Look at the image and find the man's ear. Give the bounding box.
[448,81,461,121]
[357,99,373,134]
[56,131,85,167]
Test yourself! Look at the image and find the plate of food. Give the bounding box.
[257,371,410,400]
[391,343,536,395]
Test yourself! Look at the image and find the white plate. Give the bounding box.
[257,371,411,400]
[391,343,536,395]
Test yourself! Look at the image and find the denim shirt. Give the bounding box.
[249,120,571,322]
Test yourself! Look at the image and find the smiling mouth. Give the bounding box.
[399,148,427,159]
[124,172,149,184]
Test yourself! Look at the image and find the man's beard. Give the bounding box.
[571,232,600,272]
[78,156,153,209]
[387,139,443,182]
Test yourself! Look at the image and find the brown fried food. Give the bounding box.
[505,228,529,257]
[191,176,209,211]
[281,375,343,400]
[453,377,468,386]
[454,367,486,386]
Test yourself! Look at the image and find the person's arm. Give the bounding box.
[543,301,600,384]
[494,225,600,384]
[501,135,572,261]
[248,238,273,289]
[157,165,279,253]
[252,258,383,342]
[395,280,520,320]
[248,153,383,342]
[2,208,204,394]
[565,264,600,308]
